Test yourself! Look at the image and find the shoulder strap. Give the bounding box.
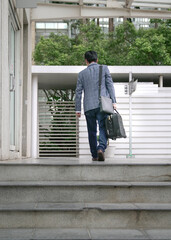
[99,65,103,100]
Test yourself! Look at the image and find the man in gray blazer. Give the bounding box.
[75,51,116,161]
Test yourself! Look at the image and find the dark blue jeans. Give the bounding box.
[85,108,108,158]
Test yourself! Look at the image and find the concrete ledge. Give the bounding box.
[0,163,170,182]
[0,158,171,166]
[0,181,170,204]
[0,203,170,229]
[0,180,171,187]
[0,202,171,211]
[0,228,171,240]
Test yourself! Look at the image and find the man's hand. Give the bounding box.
[76,112,81,118]
[113,103,117,110]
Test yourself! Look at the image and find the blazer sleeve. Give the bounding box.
[105,65,116,103]
[75,72,83,112]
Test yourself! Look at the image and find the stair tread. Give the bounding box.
[0,202,171,211]
[0,157,171,166]
[0,180,171,186]
[0,228,171,240]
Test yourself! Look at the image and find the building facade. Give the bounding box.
[0,0,32,160]
[0,0,171,161]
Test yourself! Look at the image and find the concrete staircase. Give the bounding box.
[0,158,171,240]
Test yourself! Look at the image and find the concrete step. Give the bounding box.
[0,181,171,204]
[0,228,171,240]
[0,158,171,182]
[0,202,171,229]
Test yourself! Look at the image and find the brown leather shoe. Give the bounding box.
[92,158,98,161]
[97,149,105,161]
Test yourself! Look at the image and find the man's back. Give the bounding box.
[76,62,116,113]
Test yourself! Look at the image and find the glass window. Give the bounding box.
[57,23,68,29]
[36,23,46,29]
[145,18,150,22]
[36,22,68,30]
[45,23,58,29]
[102,18,109,22]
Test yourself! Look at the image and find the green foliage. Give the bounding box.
[105,21,137,65]
[157,24,171,56]
[33,33,71,65]
[150,19,171,28]
[33,20,171,66]
[71,21,108,65]
[128,33,171,65]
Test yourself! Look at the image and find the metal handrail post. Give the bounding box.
[127,71,135,158]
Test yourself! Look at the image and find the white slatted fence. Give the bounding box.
[39,100,79,157]
[79,83,171,159]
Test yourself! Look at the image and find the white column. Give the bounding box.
[1,0,10,159]
[32,75,38,158]
[159,75,163,88]
[0,0,2,158]
[26,12,32,158]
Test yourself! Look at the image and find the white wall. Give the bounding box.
[79,83,171,159]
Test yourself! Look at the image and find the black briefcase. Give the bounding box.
[105,110,127,140]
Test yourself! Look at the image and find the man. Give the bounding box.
[75,51,116,161]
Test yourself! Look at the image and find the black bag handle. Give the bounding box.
[114,109,119,114]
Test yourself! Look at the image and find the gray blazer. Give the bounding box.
[75,63,116,113]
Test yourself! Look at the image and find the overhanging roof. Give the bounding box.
[124,0,171,9]
[32,65,171,89]
[31,0,171,21]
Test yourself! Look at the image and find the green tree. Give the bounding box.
[157,24,171,57]
[127,28,171,65]
[70,21,108,65]
[33,33,71,65]
[105,21,137,65]
[149,19,171,57]
[106,21,171,65]
[33,20,171,66]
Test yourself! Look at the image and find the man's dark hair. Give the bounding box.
[84,51,98,63]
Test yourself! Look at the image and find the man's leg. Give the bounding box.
[97,109,108,153]
[85,109,98,159]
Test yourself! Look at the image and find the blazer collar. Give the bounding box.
[87,62,98,68]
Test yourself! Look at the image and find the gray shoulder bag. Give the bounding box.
[99,65,114,114]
